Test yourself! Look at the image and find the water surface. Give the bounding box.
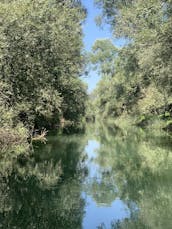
[0,122,172,228]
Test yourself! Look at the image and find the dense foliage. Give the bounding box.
[0,0,87,149]
[90,0,172,129]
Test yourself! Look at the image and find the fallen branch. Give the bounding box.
[32,129,48,143]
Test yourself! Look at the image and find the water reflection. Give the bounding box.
[86,121,172,229]
[0,121,172,228]
[0,135,87,229]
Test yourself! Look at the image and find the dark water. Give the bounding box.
[0,122,172,229]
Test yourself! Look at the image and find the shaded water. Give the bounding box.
[0,121,172,228]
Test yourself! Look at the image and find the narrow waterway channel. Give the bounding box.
[0,121,172,229]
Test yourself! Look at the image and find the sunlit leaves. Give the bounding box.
[0,0,87,132]
[92,0,172,121]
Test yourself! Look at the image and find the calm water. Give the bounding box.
[0,122,172,229]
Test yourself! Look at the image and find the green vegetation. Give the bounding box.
[0,0,87,151]
[88,0,172,130]
[0,1,172,228]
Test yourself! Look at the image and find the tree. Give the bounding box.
[0,0,87,137]
[91,0,172,124]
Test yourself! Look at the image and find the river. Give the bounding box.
[0,121,172,228]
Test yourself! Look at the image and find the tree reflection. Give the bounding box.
[0,134,88,229]
[89,121,172,228]
[0,122,171,228]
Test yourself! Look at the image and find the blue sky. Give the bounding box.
[81,0,125,93]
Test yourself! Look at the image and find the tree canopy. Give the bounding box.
[90,0,172,128]
[0,0,87,147]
